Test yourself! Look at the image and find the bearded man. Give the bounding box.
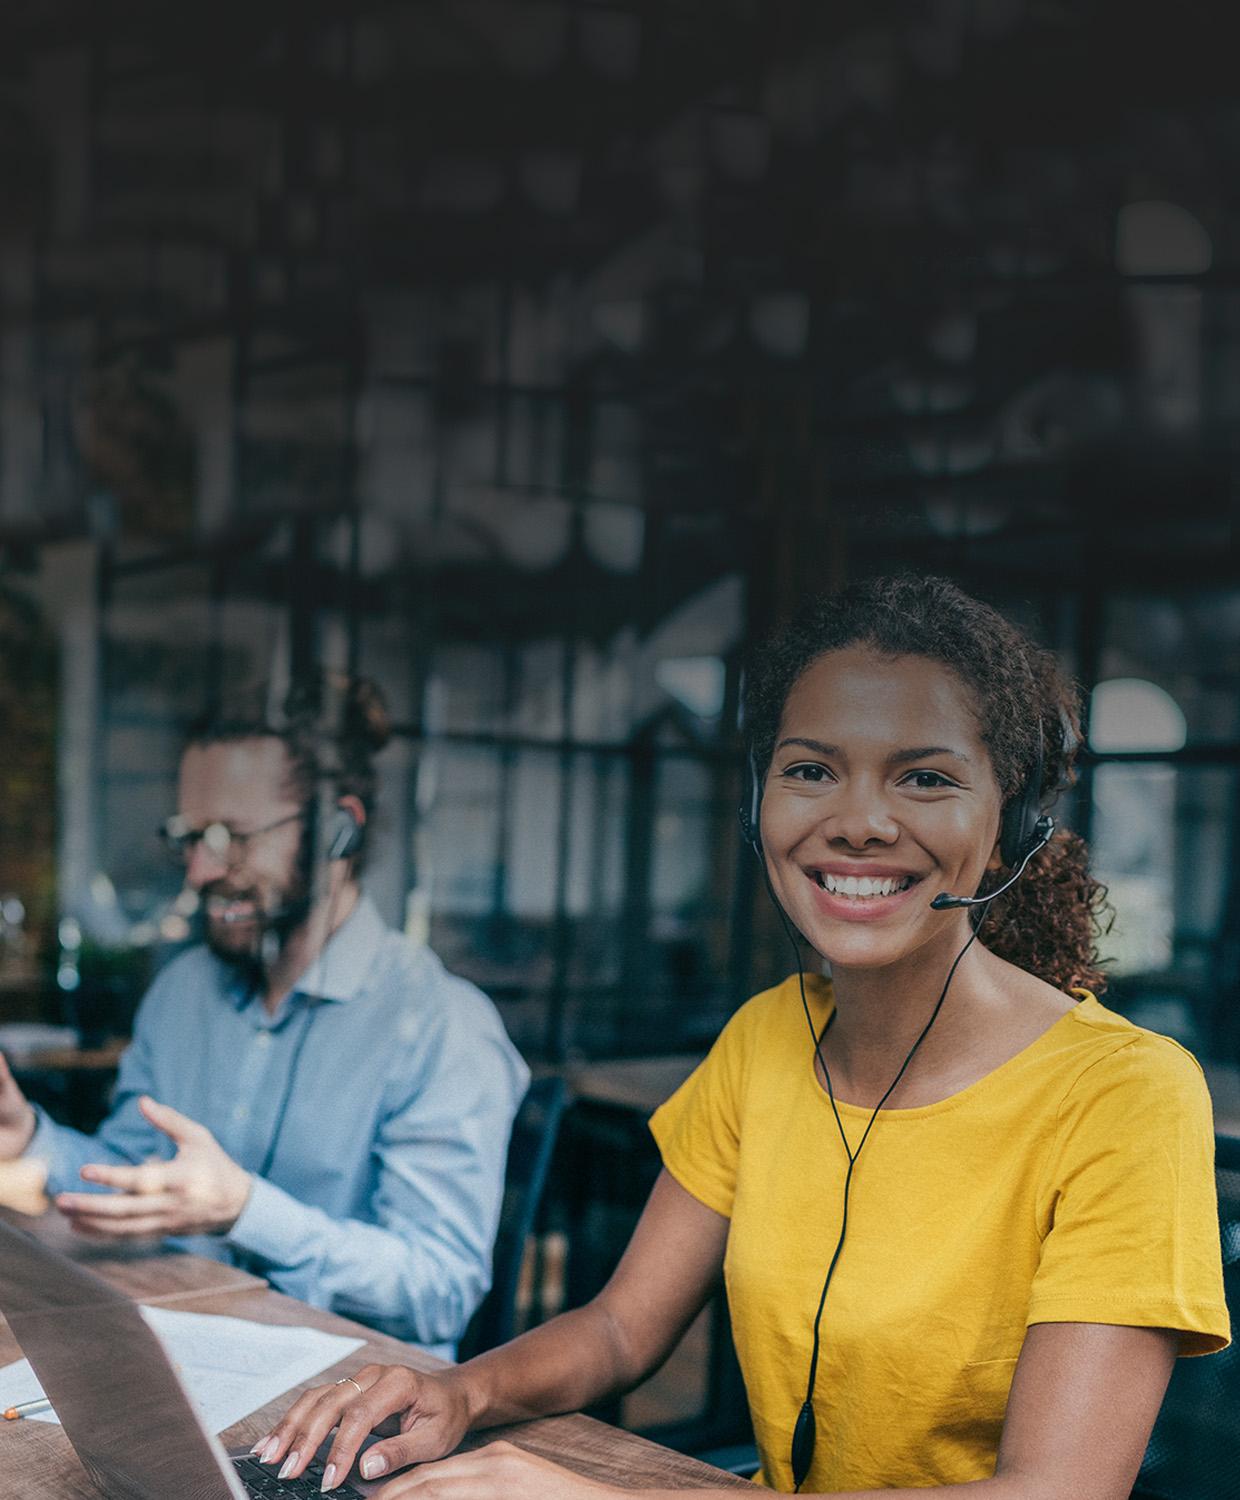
[0,683,528,1357]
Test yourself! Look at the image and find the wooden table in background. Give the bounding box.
[0,1210,746,1498]
[557,1054,751,1453]
[14,1039,130,1073]
[565,1055,704,1117]
[1202,1062,1240,1139]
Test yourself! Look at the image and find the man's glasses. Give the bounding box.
[159,811,305,866]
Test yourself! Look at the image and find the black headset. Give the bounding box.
[282,673,369,866]
[323,805,365,862]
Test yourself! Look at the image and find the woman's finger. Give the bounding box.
[321,1366,428,1487]
[277,1365,417,1483]
[256,1364,386,1471]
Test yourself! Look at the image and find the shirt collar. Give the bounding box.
[293,894,386,1003]
[224,894,385,1010]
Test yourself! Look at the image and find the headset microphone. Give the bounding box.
[929,814,1055,910]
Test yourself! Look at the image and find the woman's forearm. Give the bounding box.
[449,1295,651,1431]
[446,1174,728,1435]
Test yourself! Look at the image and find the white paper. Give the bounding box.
[0,1306,365,1435]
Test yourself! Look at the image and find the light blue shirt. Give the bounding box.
[27,896,529,1358]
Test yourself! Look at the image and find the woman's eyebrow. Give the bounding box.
[774,737,971,767]
[774,736,840,757]
[890,745,972,767]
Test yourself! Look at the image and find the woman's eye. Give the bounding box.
[783,762,832,783]
[903,770,955,790]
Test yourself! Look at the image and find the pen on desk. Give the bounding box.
[4,1397,52,1420]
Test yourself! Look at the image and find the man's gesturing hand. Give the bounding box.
[0,1052,37,1160]
[55,1096,253,1238]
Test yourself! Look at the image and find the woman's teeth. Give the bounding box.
[814,872,915,898]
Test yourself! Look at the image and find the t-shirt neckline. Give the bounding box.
[805,983,1098,1120]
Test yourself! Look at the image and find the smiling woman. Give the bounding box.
[255,576,1228,1500]
[744,573,1111,995]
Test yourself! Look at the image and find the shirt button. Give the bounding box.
[233,1103,250,1122]
[255,1032,272,1048]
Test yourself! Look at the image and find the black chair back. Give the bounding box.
[459,1075,568,1359]
[1134,1132,1240,1499]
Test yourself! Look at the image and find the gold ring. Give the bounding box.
[336,1377,365,1398]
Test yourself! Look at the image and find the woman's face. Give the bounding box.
[761,646,1005,970]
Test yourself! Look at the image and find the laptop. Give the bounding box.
[0,1216,386,1500]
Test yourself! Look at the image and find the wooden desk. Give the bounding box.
[557,1060,750,1454]
[0,1236,746,1497]
[1202,1062,1240,1138]
[13,1039,129,1073]
[566,1055,704,1117]
[6,1038,128,1136]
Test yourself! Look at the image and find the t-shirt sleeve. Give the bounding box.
[1029,1034,1230,1356]
[648,1000,755,1219]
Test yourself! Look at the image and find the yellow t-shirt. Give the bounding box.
[649,975,1230,1494]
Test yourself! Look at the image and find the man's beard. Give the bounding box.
[199,875,312,972]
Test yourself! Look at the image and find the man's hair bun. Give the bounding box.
[342,676,391,755]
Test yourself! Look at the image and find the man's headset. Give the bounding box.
[323,805,365,862]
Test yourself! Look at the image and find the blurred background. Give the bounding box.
[1,0,1239,1457]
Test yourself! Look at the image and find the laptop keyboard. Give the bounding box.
[233,1453,364,1498]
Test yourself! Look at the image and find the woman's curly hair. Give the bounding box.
[744,573,1113,994]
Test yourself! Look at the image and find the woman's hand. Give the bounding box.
[250,1363,472,1490]
[371,1439,622,1499]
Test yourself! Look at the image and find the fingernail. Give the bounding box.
[320,1463,337,1492]
[278,1451,300,1480]
[260,1437,281,1463]
[361,1453,387,1480]
[250,1435,270,1455]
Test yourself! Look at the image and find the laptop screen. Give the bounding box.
[0,1217,242,1500]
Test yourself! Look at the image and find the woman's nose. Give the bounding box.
[824,782,900,847]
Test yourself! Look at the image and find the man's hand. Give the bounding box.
[55,1096,253,1239]
[0,1053,37,1160]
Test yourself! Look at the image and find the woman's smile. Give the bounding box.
[804,863,926,923]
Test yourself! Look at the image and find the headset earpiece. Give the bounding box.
[998,729,1046,869]
[324,805,364,861]
[739,748,763,854]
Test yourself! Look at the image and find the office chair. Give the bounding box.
[1132,1130,1240,1500]
[458,1076,568,1359]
